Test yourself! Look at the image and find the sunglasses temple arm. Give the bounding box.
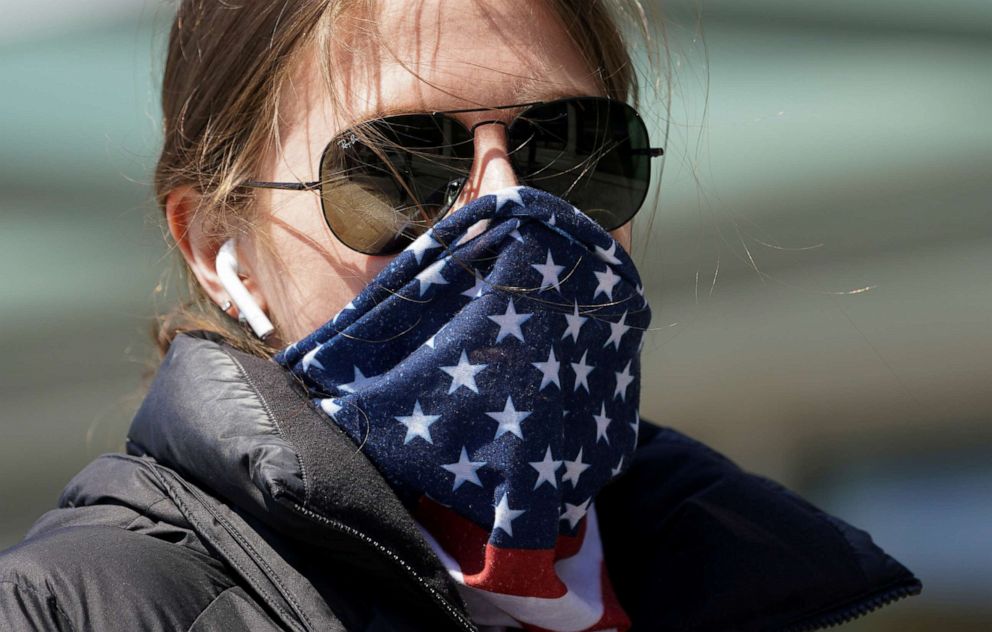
[632,147,665,158]
[242,180,321,191]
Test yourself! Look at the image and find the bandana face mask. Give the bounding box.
[277,187,650,631]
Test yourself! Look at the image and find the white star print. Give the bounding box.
[320,398,341,419]
[532,347,561,391]
[441,446,486,490]
[488,300,532,343]
[510,227,525,243]
[603,311,631,350]
[485,396,532,440]
[408,231,441,264]
[631,410,641,446]
[339,366,377,393]
[416,257,449,296]
[593,266,621,301]
[454,219,491,247]
[595,242,622,265]
[562,302,588,342]
[302,345,324,372]
[440,350,487,394]
[461,272,486,299]
[394,401,441,445]
[560,498,591,529]
[570,350,595,393]
[529,446,562,490]
[332,301,355,324]
[494,186,525,212]
[531,249,565,292]
[611,456,625,477]
[614,360,635,401]
[636,283,645,297]
[493,493,526,537]
[424,324,446,349]
[593,402,613,444]
[562,447,591,487]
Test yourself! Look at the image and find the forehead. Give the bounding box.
[268,0,604,180]
[294,0,601,129]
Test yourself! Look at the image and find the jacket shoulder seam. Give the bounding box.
[220,346,312,507]
[0,580,77,632]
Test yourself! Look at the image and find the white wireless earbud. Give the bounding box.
[215,239,275,340]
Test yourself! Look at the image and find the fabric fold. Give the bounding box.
[278,186,651,631]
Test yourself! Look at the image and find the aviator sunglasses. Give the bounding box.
[244,97,664,255]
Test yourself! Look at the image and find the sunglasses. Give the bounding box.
[244,97,664,256]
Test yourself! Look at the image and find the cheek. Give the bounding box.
[248,191,396,342]
[250,191,632,344]
[610,223,633,254]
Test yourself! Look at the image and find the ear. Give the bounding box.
[165,186,268,315]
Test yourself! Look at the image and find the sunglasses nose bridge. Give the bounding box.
[449,120,521,213]
[469,119,508,133]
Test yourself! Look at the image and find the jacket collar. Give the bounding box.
[125,332,471,623]
[125,332,921,632]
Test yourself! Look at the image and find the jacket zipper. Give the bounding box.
[290,502,479,632]
[776,580,922,632]
[157,461,474,632]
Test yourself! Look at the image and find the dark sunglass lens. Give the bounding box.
[320,115,472,255]
[508,98,652,231]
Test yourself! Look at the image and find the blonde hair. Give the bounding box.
[153,0,665,358]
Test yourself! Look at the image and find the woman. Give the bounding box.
[0,1,920,630]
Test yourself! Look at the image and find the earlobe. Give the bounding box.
[215,239,275,339]
[164,187,272,334]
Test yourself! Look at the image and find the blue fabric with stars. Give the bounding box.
[276,187,651,549]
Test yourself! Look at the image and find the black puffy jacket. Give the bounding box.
[0,332,921,631]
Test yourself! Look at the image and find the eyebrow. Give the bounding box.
[512,82,602,105]
[324,86,609,153]
[363,87,603,119]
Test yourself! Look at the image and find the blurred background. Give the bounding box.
[1,1,989,629]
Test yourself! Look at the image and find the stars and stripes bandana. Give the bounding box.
[276,186,650,632]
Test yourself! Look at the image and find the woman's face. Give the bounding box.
[240,0,632,346]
